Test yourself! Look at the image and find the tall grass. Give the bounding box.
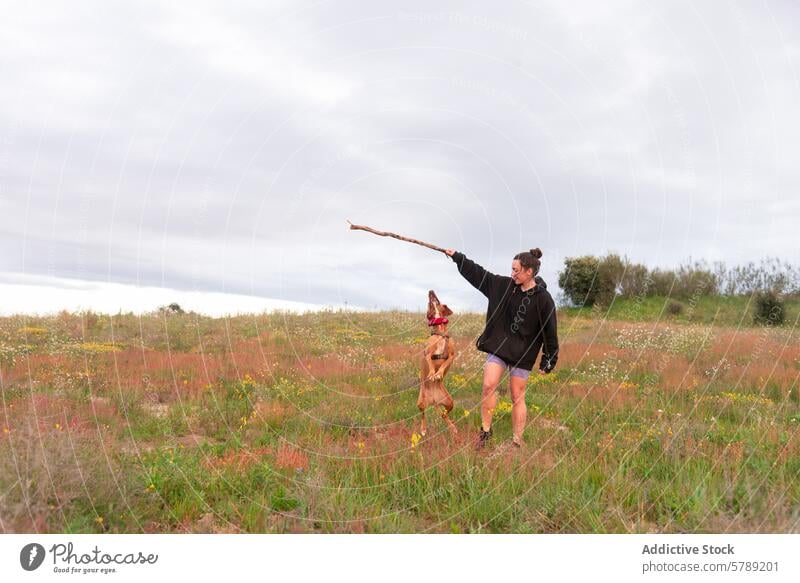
[1,307,798,533]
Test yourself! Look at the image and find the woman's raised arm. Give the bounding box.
[448,251,502,298]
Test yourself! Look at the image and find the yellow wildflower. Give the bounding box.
[495,400,513,414]
[17,327,47,335]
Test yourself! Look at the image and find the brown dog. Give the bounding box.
[417,290,457,436]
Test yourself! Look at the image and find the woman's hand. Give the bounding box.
[444,249,456,257]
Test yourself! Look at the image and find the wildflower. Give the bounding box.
[78,342,121,353]
[495,400,513,414]
[463,410,471,417]
[95,516,104,525]
[411,432,421,449]
[718,391,772,406]
[16,326,48,336]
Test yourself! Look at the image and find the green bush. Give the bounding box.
[560,254,721,306]
[618,263,651,298]
[558,254,626,307]
[667,301,684,316]
[753,290,785,326]
[648,266,717,299]
[559,256,604,307]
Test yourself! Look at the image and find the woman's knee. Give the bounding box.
[482,364,504,395]
[482,381,499,397]
[509,380,527,404]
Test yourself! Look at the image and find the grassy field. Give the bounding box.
[563,294,800,327]
[1,301,799,533]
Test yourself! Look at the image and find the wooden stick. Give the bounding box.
[347,220,447,253]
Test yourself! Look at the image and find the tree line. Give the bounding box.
[558,254,798,324]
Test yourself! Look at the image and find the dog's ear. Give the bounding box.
[441,304,453,317]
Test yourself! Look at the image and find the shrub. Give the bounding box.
[753,290,785,326]
[618,262,651,298]
[648,268,677,297]
[673,261,718,299]
[718,258,799,295]
[559,256,607,306]
[559,253,650,307]
[598,254,625,305]
[559,256,598,306]
[159,303,185,315]
[557,255,714,301]
[667,301,684,316]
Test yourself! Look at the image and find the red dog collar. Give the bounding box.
[427,317,449,326]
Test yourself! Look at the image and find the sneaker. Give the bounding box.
[475,427,493,450]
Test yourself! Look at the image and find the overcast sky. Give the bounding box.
[1,0,798,314]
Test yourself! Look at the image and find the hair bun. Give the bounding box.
[530,247,542,259]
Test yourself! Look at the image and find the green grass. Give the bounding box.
[562,294,800,327]
[1,307,798,533]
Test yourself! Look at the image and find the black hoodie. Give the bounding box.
[451,251,559,372]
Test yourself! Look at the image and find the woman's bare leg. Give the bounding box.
[509,375,529,444]
[481,362,505,432]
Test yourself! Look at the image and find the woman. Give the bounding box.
[445,247,559,449]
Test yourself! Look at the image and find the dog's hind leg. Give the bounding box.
[417,385,428,437]
[439,393,457,434]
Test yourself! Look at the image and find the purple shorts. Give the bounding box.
[485,353,531,380]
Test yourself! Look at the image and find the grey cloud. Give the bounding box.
[1,0,798,313]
